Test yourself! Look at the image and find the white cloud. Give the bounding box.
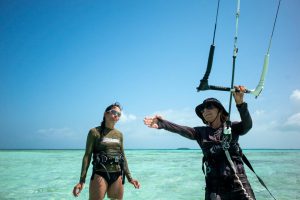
[254,109,265,116]
[284,112,300,127]
[119,112,137,123]
[37,127,76,138]
[118,107,201,149]
[290,89,300,103]
[149,107,200,126]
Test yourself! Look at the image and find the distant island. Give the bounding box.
[177,148,190,150]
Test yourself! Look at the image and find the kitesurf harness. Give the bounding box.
[92,152,126,184]
[202,126,277,200]
[197,1,281,199]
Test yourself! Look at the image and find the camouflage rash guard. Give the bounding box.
[79,127,132,183]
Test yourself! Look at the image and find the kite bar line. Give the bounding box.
[228,0,240,118]
[196,0,220,92]
[197,0,282,99]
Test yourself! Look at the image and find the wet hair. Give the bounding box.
[100,102,122,134]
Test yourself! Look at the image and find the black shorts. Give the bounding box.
[91,171,122,186]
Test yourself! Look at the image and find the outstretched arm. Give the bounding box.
[144,115,197,140]
[143,115,162,129]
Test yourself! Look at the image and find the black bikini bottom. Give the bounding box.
[91,171,121,186]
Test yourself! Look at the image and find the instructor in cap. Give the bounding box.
[144,85,256,200]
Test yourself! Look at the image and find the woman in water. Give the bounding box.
[73,102,140,200]
[144,86,256,200]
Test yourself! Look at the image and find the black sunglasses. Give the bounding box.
[200,103,216,113]
[107,109,121,117]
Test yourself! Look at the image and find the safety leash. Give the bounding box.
[220,2,255,199]
[222,122,254,200]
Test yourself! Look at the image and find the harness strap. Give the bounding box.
[120,159,125,184]
[224,149,254,200]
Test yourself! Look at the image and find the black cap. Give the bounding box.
[195,98,229,124]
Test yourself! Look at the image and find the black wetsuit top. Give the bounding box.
[157,103,256,200]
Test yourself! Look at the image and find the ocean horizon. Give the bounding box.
[1,148,300,150]
[0,149,299,199]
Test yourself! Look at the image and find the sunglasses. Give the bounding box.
[200,103,216,113]
[107,109,121,117]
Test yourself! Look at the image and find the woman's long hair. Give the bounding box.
[99,102,122,134]
[220,111,229,124]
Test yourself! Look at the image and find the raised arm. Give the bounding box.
[232,86,253,135]
[144,115,197,140]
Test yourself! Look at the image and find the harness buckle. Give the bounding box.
[222,141,230,150]
[223,126,231,135]
[222,124,232,150]
[100,155,108,163]
[206,166,211,174]
[114,156,120,163]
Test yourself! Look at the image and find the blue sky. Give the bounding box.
[1,0,299,149]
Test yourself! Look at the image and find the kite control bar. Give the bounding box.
[197,35,270,98]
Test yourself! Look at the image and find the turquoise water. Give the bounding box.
[0,149,299,200]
